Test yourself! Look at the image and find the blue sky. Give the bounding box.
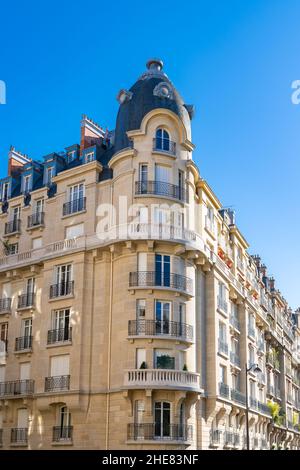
[0,0,299,308]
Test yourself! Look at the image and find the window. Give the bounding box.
[69,183,84,202]
[136,300,146,319]
[50,354,70,377]
[134,400,145,424]
[155,254,171,287]
[232,372,240,390]
[178,170,184,200]
[67,151,76,163]
[136,348,146,369]
[66,223,84,239]
[55,264,72,285]
[155,164,171,183]
[155,301,171,334]
[139,164,148,183]
[249,344,255,366]
[218,282,227,312]
[56,406,72,440]
[17,408,28,430]
[52,309,70,341]
[0,322,8,353]
[154,401,171,438]
[155,128,170,152]
[45,167,53,185]
[219,365,226,384]
[22,318,32,338]
[85,152,94,163]
[23,175,31,193]
[1,182,9,201]
[8,243,18,255]
[35,199,44,214]
[206,206,214,232]
[219,321,227,342]
[11,205,21,221]
[155,349,175,369]
[250,380,256,399]
[0,365,5,383]
[26,278,35,295]
[32,238,42,250]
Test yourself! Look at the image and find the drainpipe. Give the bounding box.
[105,248,114,449]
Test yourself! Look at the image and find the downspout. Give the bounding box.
[105,249,113,449]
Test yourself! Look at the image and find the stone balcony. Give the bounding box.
[124,369,201,392]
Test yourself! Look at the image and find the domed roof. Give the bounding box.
[114,59,194,153]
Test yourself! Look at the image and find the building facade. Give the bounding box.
[0,59,299,450]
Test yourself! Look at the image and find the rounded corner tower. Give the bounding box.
[114,58,194,153]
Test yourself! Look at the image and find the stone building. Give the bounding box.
[0,59,299,450]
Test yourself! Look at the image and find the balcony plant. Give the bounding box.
[182,364,188,371]
[139,361,147,369]
[267,400,283,425]
[1,239,11,255]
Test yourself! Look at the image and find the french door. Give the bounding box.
[155,254,170,287]
[155,301,171,335]
[154,402,171,438]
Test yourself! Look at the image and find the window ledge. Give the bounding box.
[48,294,74,303]
[46,341,72,349]
[61,209,86,220]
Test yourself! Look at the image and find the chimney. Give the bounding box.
[269,277,275,292]
[80,115,106,154]
[8,146,31,177]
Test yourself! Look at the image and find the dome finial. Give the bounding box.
[146,58,163,71]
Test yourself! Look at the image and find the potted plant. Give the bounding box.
[140,361,147,369]
[182,364,188,371]
[1,239,11,255]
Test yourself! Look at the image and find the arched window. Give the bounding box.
[155,128,170,152]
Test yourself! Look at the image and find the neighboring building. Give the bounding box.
[0,59,299,450]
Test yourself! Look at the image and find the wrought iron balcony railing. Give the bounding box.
[17,292,35,309]
[49,281,74,298]
[135,180,187,202]
[217,296,228,313]
[230,352,240,367]
[210,429,222,446]
[128,320,193,341]
[229,314,240,331]
[0,379,34,397]
[53,426,73,441]
[15,335,32,351]
[45,375,70,392]
[219,382,229,398]
[63,197,86,216]
[153,137,176,155]
[129,271,193,295]
[257,401,271,416]
[4,219,21,235]
[231,388,246,405]
[127,423,192,441]
[27,211,45,228]
[47,327,72,344]
[0,297,11,313]
[11,428,28,444]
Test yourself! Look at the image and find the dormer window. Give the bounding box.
[67,151,76,163]
[155,128,170,152]
[23,175,31,194]
[1,182,9,201]
[85,152,95,163]
[45,167,53,185]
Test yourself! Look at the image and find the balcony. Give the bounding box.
[129,271,193,296]
[229,314,240,331]
[224,430,234,447]
[11,428,28,445]
[53,426,73,442]
[249,397,258,409]
[15,335,32,352]
[230,352,241,368]
[219,382,229,398]
[62,197,86,216]
[27,211,45,229]
[45,375,70,392]
[124,369,200,392]
[128,320,193,342]
[218,338,228,356]
[49,281,74,299]
[231,388,246,405]
[0,297,11,314]
[17,292,35,310]
[257,401,271,416]
[217,297,228,314]
[153,137,176,156]
[210,429,222,446]
[135,181,187,202]
[0,379,34,398]
[47,327,72,344]
[127,423,192,442]
[4,219,21,236]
